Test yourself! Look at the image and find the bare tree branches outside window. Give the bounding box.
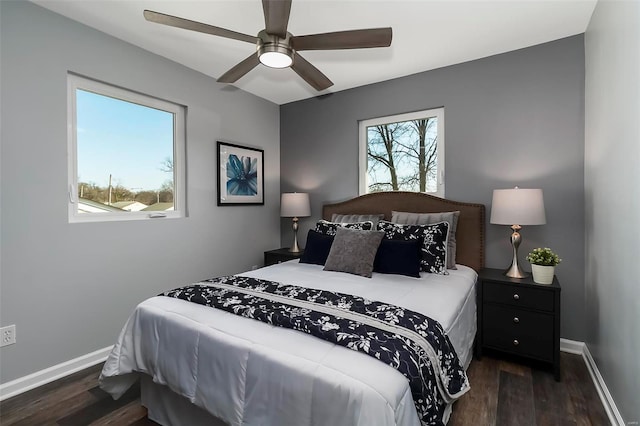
[366,116,438,193]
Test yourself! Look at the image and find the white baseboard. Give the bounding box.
[0,345,112,401]
[560,338,625,426]
[560,337,585,354]
[581,343,626,426]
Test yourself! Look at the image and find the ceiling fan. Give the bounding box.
[143,0,392,91]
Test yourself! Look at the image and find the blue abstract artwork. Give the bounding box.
[217,141,264,206]
[226,154,258,196]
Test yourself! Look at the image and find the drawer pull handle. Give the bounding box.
[513,294,520,300]
[513,339,520,346]
[513,317,520,323]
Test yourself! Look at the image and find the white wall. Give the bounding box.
[584,0,640,423]
[0,2,280,383]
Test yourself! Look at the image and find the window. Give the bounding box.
[359,108,444,197]
[67,74,186,222]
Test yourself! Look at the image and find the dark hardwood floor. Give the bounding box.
[448,352,609,426]
[0,352,608,425]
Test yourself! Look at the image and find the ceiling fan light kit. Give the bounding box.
[259,50,292,68]
[143,0,392,91]
[257,30,293,68]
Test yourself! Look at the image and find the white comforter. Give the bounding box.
[100,262,477,426]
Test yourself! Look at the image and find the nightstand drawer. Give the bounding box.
[483,281,554,312]
[483,304,554,361]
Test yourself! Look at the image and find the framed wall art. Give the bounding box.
[217,141,264,206]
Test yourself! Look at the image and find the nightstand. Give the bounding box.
[264,248,304,266]
[476,268,561,380]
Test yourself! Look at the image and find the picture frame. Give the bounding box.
[217,141,264,206]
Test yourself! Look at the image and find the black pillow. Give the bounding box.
[300,230,334,265]
[377,220,450,275]
[374,239,422,278]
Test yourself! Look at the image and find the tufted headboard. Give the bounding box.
[322,191,485,271]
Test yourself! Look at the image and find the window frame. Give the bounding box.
[67,74,186,223]
[358,107,445,197]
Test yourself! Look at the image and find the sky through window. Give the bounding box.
[76,89,174,191]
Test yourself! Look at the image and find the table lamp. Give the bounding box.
[281,193,311,253]
[490,187,546,278]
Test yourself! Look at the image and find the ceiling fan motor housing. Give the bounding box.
[257,30,294,68]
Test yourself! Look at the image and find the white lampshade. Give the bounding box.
[281,193,311,218]
[490,188,546,225]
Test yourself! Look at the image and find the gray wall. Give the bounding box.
[281,36,586,341]
[0,2,280,383]
[585,1,640,423]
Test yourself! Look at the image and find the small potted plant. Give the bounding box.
[526,247,561,284]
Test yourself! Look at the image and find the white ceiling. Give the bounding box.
[32,0,597,105]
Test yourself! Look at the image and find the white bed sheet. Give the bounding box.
[100,262,477,426]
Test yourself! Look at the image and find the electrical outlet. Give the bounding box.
[251,264,259,270]
[1,325,16,347]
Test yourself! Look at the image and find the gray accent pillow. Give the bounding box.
[323,226,384,278]
[331,213,385,229]
[391,211,460,269]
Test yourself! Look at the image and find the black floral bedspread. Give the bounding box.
[161,275,470,426]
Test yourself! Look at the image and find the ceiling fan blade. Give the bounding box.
[291,53,333,91]
[262,0,292,38]
[291,28,392,51]
[144,10,258,44]
[217,53,261,83]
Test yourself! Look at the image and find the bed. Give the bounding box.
[100,192,485,426]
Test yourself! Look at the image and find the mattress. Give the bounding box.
[100,261,477,426]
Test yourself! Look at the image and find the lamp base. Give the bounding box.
[503,224,529,279]
[504,264,529,279]
[289,217,301,253]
